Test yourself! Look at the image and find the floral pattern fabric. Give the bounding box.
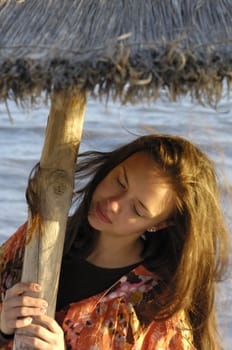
[0,224,195,349]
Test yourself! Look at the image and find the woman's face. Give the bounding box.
[88,152,175,239]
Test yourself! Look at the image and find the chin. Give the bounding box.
[88,214,101,231]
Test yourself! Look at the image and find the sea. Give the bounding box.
[0,92,231,348]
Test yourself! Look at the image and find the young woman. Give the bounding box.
[0,134,229,350]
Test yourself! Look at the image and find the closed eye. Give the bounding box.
[133,206,143,217]
[117,176,143,217]
[117,177,127,190]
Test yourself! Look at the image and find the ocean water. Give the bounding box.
[0,94,231,348]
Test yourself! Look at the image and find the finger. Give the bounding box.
[5,282,41,299]
[4,304,47,323]
[15,332,50,350]
[7,316,33,330]
[4,294,48,310]
[33,315,61,333]
[19,322,51,339]
[17,320,64,348]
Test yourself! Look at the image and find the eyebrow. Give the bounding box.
[122,165,153,217]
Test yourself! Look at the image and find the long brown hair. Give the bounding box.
[65,134,229,350]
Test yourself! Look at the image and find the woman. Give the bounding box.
[0,134,229,350]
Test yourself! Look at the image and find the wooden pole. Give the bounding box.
[13,89,86,349]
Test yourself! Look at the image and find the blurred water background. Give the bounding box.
[0,92,231,348]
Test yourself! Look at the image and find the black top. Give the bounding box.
[56,255,141,310]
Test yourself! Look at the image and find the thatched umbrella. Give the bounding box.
[0,1,232,348]
[1,0,232,103]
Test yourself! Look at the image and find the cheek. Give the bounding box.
[94,177,117,198]
[121,217,148,232]
[90,186,108,207]
[92,181,107,198]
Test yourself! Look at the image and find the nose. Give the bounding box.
[110,199,120,213]
[108,195,122,214]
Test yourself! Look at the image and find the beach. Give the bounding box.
[0,94,231,347]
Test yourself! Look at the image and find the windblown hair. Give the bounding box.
[65,134,229,350]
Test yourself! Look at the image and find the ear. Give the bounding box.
[147,220,175,232]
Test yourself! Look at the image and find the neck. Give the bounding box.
[87,232,143,268]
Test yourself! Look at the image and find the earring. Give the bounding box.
[147,227,157,232]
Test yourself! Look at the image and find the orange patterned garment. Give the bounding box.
[0,224,195,349]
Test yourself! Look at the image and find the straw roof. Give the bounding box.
[0,0,232,104]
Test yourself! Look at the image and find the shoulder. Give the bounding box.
[101,264,159,303]
[102,265,194,348]
[0,223,26,297]
[0,222,26,262]
[142,310,194,349]
[59,265,195,349]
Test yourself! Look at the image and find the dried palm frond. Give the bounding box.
[0,0,232,105]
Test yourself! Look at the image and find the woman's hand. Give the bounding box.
[1,282,65,349]
[15,314,65,350]
[0,282,47,335]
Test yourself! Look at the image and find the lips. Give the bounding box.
[95,202,112,223]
